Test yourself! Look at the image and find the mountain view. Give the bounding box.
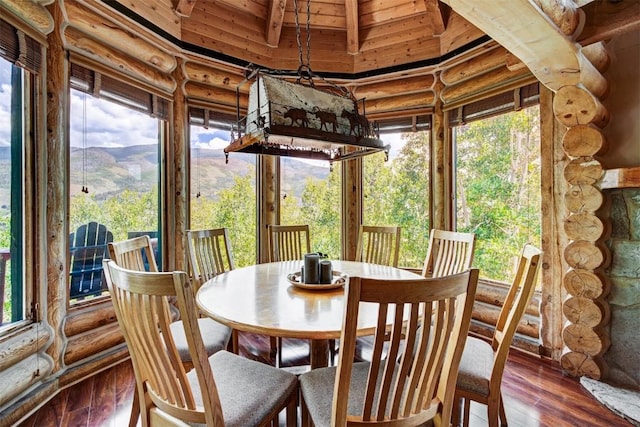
[63,144,332,201]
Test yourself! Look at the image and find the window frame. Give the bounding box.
[447,84,543,353]
[186,115,258,268]
[66,60,167,306]
[0,16,41,332]
[450,86,541,281]
[362,130,432,269]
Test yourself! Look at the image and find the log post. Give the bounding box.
[341,158,362,261]
[431,72,447,230]
[539,85,567,359]
[257,156,280,263]
[45,1,68,372]
[172,58,187,271]
[557,82,612,380]
[552,11,613,379]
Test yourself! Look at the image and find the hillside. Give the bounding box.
[65,145,331,200]
[0,145,334,203]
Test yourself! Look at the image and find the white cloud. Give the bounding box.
[195,135,229,150]
[70,90,159,148]
[0,82,12,147]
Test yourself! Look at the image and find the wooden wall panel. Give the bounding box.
[64,27,176,93]
[65,1,177,74]
[64,304,117,337]
[64,323,125,365]
[113,0,181,38]
[0,0,53,34]
[0,354,54,408]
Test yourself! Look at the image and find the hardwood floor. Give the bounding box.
[17,333,632,427]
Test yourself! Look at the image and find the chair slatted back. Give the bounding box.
[108,235,159,272]
[103,260,223,426]
[333,269,479,426]
[268,224,311,262]
[186,228,235,289]
[355,225,401,267]
[491,244,542,376]
[422,229,475,278]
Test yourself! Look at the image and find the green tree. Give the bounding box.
[101,187,159,241]
[456,107,541,281]
[364,132,430,268]
[191,170,256,267]
[69,193,106,234]
[301,164,341,258]
[70,187,159,244]
[281,163,341,259]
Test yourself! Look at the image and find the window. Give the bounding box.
[281,159,341,259]
[189,116,256,267]
[0,59,23,325]
[0,18,41,327]
[363,131,431,268]
[68,70,164,302]
[454,105,541,283]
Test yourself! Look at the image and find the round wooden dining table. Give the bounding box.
[196,260,423,369]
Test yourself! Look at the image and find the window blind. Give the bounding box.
[448,83,539,126]
[0,18,41,73]
[70,63,170,120]
[188,106,236,130]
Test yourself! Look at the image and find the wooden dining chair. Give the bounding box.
[108,234,158,272]
[333,225,401,362]
[268,224,311,262]
[422,229,476,278]
[267,224,312,366]
[453,244,542,427]
[108,236,231,427]
[268,220,310,365]
[103,260,299,427]
[186,227,239,353]
[299,269,479,427]
[355,225,401,267]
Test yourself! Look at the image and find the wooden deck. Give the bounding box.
[18,333,632,427]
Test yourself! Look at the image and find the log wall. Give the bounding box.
[0,0,637,424]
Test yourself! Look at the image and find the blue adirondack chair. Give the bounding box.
[69,222,113,299]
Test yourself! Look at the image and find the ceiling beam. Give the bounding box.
[441,0,606,97]
[345,0,359,54]
[175,0,197,17]
[266,0,287,47]
[429,0,450,34]
[578,0,640,46]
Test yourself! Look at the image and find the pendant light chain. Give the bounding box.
[305,0,311,70]
[294,0,313,83]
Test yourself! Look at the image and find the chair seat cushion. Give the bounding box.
[300,361,410,427]
[457,336,495,396]
[187,351,298,427]
[170,318,231,362]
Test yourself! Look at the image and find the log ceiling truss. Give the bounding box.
[174,0,454,63]
[58,0,637,122]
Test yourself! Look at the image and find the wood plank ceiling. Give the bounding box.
[69,1,636,121]
[175,0,485,76]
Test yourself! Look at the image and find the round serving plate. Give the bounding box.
[287,271,347,290]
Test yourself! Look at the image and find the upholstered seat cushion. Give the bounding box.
[169,318,231,362]
[187,350,298,427]
[300,361,414,427]
[457,336,495,396]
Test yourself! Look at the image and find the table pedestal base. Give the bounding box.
[310,339,329,369]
